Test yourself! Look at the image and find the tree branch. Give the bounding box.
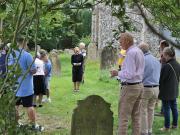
[46,0,66,11]
[133,0,180,48]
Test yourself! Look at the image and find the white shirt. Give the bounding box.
[34,58,45,76]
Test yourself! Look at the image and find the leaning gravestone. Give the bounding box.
[100,46,118,70]
[71,95,113,135]
[49,50,61,76]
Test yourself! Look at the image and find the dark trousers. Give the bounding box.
[161,100,164,114]
[162,99,178,128]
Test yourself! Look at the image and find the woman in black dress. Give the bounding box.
[71,47,84,92]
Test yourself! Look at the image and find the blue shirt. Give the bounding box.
[0,50,7,77]
[45,59,52,78]
[143,52,161,86]
[12,49,37,97]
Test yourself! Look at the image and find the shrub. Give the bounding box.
[79,35,91,46]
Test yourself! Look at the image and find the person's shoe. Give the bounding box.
[171,125,177,129]
[76,89,79,92]
[47,98,51,103]
[42,98,48,103]
[148,132,152,135]
[33,104,37,107]
[31,124,44,132]
[42,98,47,103]
[73,89,76,92]
[160,127,170,131]
[38,104,43,107]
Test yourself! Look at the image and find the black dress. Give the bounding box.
[71,54,84,82]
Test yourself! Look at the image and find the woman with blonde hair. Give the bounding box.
[71,47,84,91]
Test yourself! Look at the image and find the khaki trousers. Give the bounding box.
[141,87,159,134]
[119,83,143,135]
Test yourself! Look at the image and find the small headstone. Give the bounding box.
[37,45,41,52]
[87,43,98,60]
[64,49,74,55]
[100,46,118,70]
[71,95,113,135]
[49,50,61,76]
[58,49,64,54]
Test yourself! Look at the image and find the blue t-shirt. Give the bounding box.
[13,49,37,97]
[0,50,7,77]
[45,59,52,78]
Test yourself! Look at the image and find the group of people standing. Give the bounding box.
[33,50,52,107]
[111,32,180,135]
[1,33,179,134]
[0,37,52,131]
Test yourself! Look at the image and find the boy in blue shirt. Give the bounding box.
[13,37,44,131]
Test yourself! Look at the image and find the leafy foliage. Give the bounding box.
[0,0,179,134]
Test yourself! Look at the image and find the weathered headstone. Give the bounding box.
[49,50,61,76]
[71,95,113,135]
[100,46,118,70]
[64,49,74,55]
[87,43,98,60]
[36,45,41,52]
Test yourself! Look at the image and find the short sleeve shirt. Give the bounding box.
[14,49,37,97]
[34,58,45,76]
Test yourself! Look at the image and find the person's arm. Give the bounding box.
[27,54,37,74]
[71,55,76,66]
[45,63,51,76]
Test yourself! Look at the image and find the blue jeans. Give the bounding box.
[162,99,178,128]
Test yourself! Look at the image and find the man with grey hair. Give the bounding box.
[111,33,144,135]
[139,42,161,135]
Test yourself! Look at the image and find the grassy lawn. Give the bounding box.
[35,53,180,135]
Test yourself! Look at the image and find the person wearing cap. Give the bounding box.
[71,47,84,92]
[111,32,144,135]
[139,42,161,135]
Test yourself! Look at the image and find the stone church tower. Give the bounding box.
[90,3,160,57]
